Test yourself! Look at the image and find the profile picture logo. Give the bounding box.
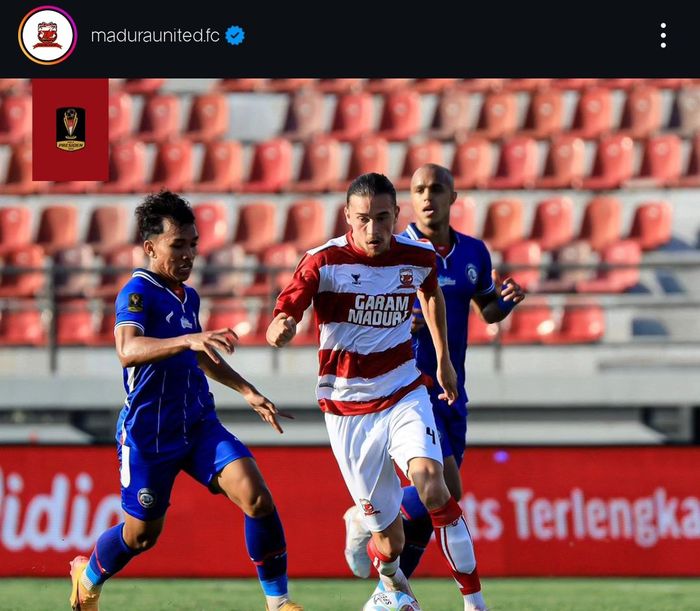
[18,6,77,65]
[56,107,86,151]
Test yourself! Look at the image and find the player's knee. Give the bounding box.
[241,487,275,517]
[123,526,162,552]
[415,477,451,511]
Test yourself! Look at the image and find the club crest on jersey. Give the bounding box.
[127,293,143,312]
[466,264,478,284]
[180,315,193,329]
[359,498,381,516]
[137,488,156,508]
[399,268,414,288]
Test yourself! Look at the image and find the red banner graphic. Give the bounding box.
[0,446,698,577]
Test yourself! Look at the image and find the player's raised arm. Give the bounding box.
[473,269,526,324]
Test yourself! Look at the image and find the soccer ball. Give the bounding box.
[362,590,421,611]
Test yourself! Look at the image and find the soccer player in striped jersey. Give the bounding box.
[69,191,302,611]
[267,173,486,611]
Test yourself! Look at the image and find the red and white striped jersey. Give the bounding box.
[274,231,438,416]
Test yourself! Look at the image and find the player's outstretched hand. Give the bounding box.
[185,328,238,364]
[492,269,525,305]
[436,358,459,406]
[244,390,294,434]
[266,313,297,348]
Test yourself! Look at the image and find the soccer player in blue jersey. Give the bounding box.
[343,164,524,609]
[69,191,302,611]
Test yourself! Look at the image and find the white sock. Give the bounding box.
[464,590,487,610]
[79,571,101,593]
[265,594,289,610]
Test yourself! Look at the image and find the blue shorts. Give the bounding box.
[429,386,468,467]
[118,416,252,521]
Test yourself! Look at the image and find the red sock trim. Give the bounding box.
[428,496,462,528]
[366,539,396,563]
[456,566,482,595]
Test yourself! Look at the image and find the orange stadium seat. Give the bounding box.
[500,299,555,344]
[0,144,49,195]
[365,79,413,94]
[90,245,144,299]
[108,91,133,142]
[628,201,673,251]
[329,91,374,141]
[0,94,31,144]
[450,197,476,236]
[0,303,45,346]
[394,201,417,234]
[502,240,542,292]
[54,245,96,298]
[581,134,635,190]
[474,91,518,140]
[0,244,45,298]
[336,135,389,191]
[0,206,32,255]
[314,79,364,94]
[185,92,229,142]
[522,88,564,138]
[89,303,116,347]
[576,240,641,293]
[538,240,595,293]
[56,299,94,346]
[578,196,622,252]
[137,94,181,143]
[377,90,422,141]
[569,87,613,139]
[450,137,494,189]
[281,88,326,141]
[146,140,194,192]
[487,136,539,189]
[244,243,298,298]
[102,140,147,193]
[467,307,498,344]
[203,298,255,344]
[544,302,605,344]
[413,79,460,93]
[428,87,471,141]
[619,85,662,138]
[193,201,229,257]
[627,134,682,187]
[281,199,326,253]
[243,138,293,193]
[217,79,267,92]
[233,201,278,256]
[678,133,700,187]
[121,79,165,94]
[669,86,700,136]
[534,135,586,189]
[188,140,243,192]
[394,140,444,190]
[482,198,524,253]
[199,245,251,297]
[264,79,316,93]
[36,205,78,257]
[290,135,342,193]
[529,196,574,252]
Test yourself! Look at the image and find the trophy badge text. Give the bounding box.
[56,107,86,152]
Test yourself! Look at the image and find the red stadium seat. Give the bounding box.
[264,79,316,93]
[600,79,641,90]
[627,134,682,187]
[217,79,266,92]
[203,298,255,344]
[146,140,194,192]
[551,79,598,91]
[467,306,498,345]
[529,196,574,252]
[538,240,595,293]
[487,136,539,189]
[428,88,471,141]
[0,206,32,255]
[678,133,700,187]
[121,79,165,94]
[502,240,542,292]
[0,144,49,195]
[0,244,45,298]
[394,140,444,190]
[670,86,700,136]
[185,93,229,142]
[569,87,613,138]
[578,196,622,252]
[628,201,672,251]
[90,245,144,299]
[394,201,417,234]
[413,79,460,93]
[108,91,133,142]
[193,201,229,257]
[47,179,101,194]
[56,299,94,346]
[0,79,24,93]
[331,204,348,239]
[281,88,326,141]
[535,135,586,189]
[0,303,45,346]
[281,199,326,253]
[581,134,635,190]
[336,135,389,191]
[244,243,299,297]
[482,198,524,253]
[544,302,605,344]
[89,303,116,347]
[365,79,413,94]
[576,240,641,293]
[474,91,518,139]
[137,94,181,143]
[500,299,555,344]
[54,245,96,298]
[188,140,243,192]
[233,201,278,256]
[461,79,504,93]
[450,137,494,190]
[619,85,662,138]
[522,88,564,138]
[314,79,364,94]
[449,197,476,237]
[36,205,78,257]
[377,90,422,141]
[243,138,293,193]
[199,245,251,297]
[0,94,31,144]
[329,92,374,141]
[290,135,342,193]
[503,79,553,92]
[102,140,147,193]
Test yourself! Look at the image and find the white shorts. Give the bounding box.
[324,385,443,532]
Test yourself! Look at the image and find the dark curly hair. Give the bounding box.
[135,191,195,241]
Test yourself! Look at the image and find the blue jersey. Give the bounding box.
[114,268,215,454]
[402,224,494,399]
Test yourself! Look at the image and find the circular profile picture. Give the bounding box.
[18,6,77,65]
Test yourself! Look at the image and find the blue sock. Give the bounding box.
[245,509,288,597]
[85,523,139,586]
[399,486,433,578]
